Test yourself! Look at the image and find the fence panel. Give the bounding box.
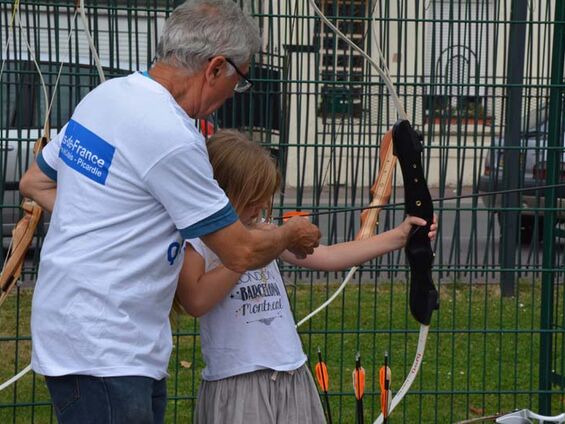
[1,1,564,422]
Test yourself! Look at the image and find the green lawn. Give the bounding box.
[1,280,564,423]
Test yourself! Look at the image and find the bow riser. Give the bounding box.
[391,120,438,325]
[392,120,433,223]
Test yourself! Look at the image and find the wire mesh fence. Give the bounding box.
[1,0,565,422]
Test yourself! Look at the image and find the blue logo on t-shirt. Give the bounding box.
[59,119,115,185]
[167,241,181,266]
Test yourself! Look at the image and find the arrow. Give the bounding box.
[353,352,365,424]
[315,347,333,424]
[379,352,392,423]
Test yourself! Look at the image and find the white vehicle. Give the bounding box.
[478,103,565,242]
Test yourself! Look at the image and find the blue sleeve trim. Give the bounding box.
[37,152,58,181]
[179,202,238,239]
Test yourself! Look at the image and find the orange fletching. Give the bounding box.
[379,365,391,418]
[282,211,310,222]
[379,365,391,389]
[352,366,365,400]
[315,361,330,392]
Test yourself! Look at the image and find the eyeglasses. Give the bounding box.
[224,57,253,93]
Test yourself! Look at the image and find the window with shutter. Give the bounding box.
[314,0,367,120]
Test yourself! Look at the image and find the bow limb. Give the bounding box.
[295,132,394,328]
[455,409,565,424]
[306,0,407,120]
[496,409,565,423]
[1,0,105,306]
[374,325,429,424]
[0,201,43,306]
[0,1,48,308]
[77,0,106,82]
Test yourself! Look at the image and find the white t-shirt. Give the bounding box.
[189,238,307,381]
[31,72,237,379]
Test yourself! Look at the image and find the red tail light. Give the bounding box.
[484,152,503,177]
[532,165,546,180]
[533,162,565,180]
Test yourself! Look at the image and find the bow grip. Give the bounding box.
[392,119,438,325]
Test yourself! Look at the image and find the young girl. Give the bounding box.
[176,130,437,424]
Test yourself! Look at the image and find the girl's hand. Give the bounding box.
[428,214,438,241]
[397,214,439,245]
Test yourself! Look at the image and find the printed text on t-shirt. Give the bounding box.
[59,119,115,185]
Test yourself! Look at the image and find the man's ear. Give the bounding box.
[205,56,226,85]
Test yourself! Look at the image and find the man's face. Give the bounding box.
[199,58,249,117]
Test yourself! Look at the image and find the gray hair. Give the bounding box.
[155,0,261,74]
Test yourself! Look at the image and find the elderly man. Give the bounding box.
[19,1,320,422]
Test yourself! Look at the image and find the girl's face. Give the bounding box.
[239,198,270,226]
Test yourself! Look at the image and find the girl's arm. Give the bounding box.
[280,215,437,271]
[176,243,243,317]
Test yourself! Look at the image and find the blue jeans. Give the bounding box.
[45,375,167,424]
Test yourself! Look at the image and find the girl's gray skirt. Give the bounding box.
[194,363,326,424]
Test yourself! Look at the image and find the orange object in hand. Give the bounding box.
[282,211,310,222]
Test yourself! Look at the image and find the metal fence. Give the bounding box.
[1,0,565,422]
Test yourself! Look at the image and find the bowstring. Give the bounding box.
[0,0,20,80]
[1,3,78,269]
[0,0,25,274]
[315,0,397,199]
[295,0,402,328]
[78,0,106,82]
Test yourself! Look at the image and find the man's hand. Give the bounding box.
[250,221,278,231]
[282,216,321,259]
[19,161,57,213]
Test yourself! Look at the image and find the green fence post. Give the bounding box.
[539,0,565,415]
[500,0,528,297]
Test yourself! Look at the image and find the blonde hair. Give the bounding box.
[207,130,280,218]
[172,130,280,318]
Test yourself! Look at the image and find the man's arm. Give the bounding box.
[201,216,321,273]
[19,161,57,213]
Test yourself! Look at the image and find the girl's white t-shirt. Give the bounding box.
[189,238,307,381]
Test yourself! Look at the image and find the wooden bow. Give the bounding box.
[295,132,395,328]
[1,0,105,304]
[0,136,47,306]
[0,0,51,305]
[0,0,106,389]
[302,3,439,422]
